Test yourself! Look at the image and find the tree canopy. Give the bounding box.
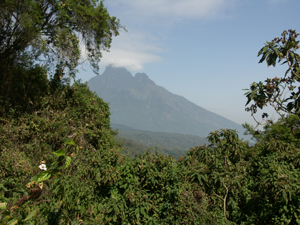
[0,0,124,116]
[0,0,123,75]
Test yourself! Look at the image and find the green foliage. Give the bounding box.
[245,29,300,124]
[244,114,300,146]
[0,0,123,75]
[0,0,124,117]
[0,63,49,117]
[179,129,249,224]
[0,82,117,224]
[180,126,300,224]
[1,17,300,224]
[243,139,300,224]
[241,29,300,224]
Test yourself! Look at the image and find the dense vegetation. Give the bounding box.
[0,1,300,223]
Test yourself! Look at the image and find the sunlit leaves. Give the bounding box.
[36,171,51,183]
[246,29,300,124]
[65,156,71,169]
[54,149,65,157]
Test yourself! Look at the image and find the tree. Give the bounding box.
[242,30,300,224]
[0,0,124,115]
[0,0,123,75]
[245,29,300,125]
[180,129,249,223]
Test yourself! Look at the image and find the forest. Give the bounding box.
[1,0,300,224]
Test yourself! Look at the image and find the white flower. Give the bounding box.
[39,164,47,171]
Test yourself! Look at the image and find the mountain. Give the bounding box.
[88,66,246,138]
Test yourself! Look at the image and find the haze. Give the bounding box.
[77,0,300,126]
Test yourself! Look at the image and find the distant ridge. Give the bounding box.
[88,66,246,138]
[112,123,207,158]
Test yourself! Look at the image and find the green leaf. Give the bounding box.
[65,156,71,169]
[135,208,140,218]
[54,149,65,157]
[0,202,6,210]
[98,203,103,211]
[24,209,37,221]
[96,172,101,182]
[53,185,60,194]
[198,174,203,183]
[274,47,281,57]
[259,50,271,63]
[7,219,18,225]
[37,171,51,183]
[31,175,38,182]
[285,67,291,78]
[258,46,268,56]
[0,184,8,192]
[93,207,98,215]
[65,139,75,145]
[80,205,86,215]
[266,52,277,67]
[282,190,288,204]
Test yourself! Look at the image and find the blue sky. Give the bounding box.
[77,0,300,126]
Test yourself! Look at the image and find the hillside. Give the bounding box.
[88,66,246,138]
[113,124,207,158]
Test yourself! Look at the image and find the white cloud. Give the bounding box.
[100,31,163,71]
[101,47,162,71]
[79,0,237,72]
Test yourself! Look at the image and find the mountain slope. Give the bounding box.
[88,66,245,137]
[112,123,207,158]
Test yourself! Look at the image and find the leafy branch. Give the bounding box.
[245,29,300,125]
